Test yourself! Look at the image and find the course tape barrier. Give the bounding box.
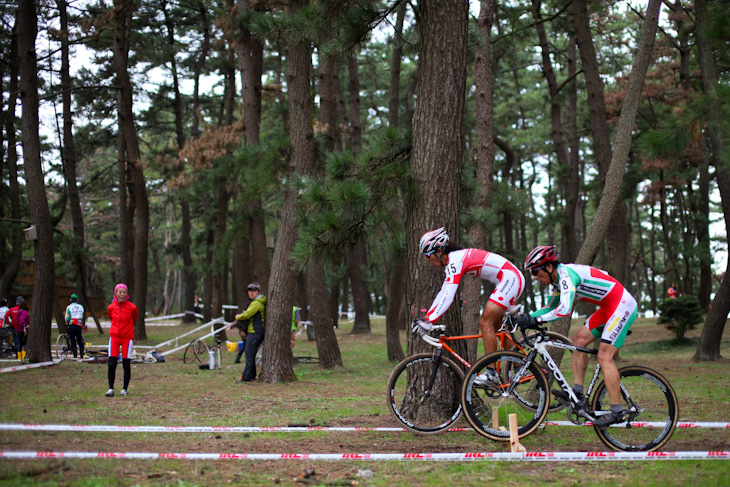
[0,450,728,461]
[0,360,60,374]
[1,420,728,433]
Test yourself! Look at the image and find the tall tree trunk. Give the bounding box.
[570,0,630,279]
[404,0,468,416]
[576,0,661,265]
[260,0,314,383]
[348,237,371,334]
[0,27,23,300]
[346,49,362,152]
[238,0,270,295]
[695,160,712,310]
[694,0,728,361]
[383,4,407,360]
[18,0,54,362]
[564,32,581,262]
[463,0,496,364]
[307,263,342,368]
[385,254,406,362]
[313,36,344,361]
[113,0,149,339]
[387,1,407,128]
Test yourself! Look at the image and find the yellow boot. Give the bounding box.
[18,351,25,360]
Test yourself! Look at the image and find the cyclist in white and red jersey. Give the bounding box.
[416,227,524,385]
[519,245,638,427]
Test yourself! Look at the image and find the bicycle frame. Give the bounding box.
[506,330,614,420]
[417,325,528,399]
[419,326,526,370]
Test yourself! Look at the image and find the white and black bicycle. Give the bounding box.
[460,316,679,452]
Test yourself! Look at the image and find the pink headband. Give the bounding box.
[113,283,128,302]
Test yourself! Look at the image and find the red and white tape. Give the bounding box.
[0,360,60,374]
[1,421,728,433]
[0,450,727,461]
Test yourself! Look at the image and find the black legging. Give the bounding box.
[67,324,85,357]
[108,356,131,390]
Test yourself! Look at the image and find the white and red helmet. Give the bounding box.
[525,245,559,271]
[419,227,450,255]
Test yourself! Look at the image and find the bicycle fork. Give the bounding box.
[422,351,444,402]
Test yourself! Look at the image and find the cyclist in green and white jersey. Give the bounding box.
[520,245,638,427]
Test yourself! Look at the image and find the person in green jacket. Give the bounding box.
[235,282,267,382]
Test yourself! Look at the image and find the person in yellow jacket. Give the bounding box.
[234,282,266,382]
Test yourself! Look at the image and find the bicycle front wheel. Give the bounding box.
[183,339,209,364]
[461,351,549,441]
[591,365,679,452]
[508,331,572,413]
[55,334,68,360]
[386,353,465,434]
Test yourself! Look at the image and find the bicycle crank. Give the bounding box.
[566,404,588,426]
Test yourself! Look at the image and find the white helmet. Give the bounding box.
[419,227,449,255]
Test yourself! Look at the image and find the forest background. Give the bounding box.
[1,0,729,382]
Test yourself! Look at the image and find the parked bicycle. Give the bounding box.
[54,333,72,360]
[460,316,678,452]
[0,327,14,359]
[386,318,571,434]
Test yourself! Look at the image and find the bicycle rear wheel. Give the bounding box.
[591,365,678,452]
[55,334,69,360]
[387,353,464,434]
[461,351,549,441]
[183,339,209,364]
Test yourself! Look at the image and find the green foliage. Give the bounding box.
[292,128,411,268]
[658,295,704,340]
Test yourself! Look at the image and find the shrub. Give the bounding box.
[658,295,704,340]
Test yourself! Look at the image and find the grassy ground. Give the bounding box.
[0,316,728,486]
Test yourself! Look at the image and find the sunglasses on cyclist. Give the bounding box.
[247,286,259,291]
[424,250,436,259]
[530,266,545,276]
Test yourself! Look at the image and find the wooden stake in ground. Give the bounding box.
[509,413,527,453]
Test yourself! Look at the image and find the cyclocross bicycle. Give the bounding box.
[460,317,678,452]
[54,333,72,360]
[386,319,571,435]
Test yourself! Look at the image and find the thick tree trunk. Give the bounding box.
[260,0,314,383]
[576,0,661,264]
[694,0,728,361]
[404,0,468,417]
[18,0,54,362]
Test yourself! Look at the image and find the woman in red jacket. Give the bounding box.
[106,283,138,397]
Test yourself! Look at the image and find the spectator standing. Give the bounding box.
[4,298,20,356]
[65,294,86,358]
[14,299,30,361]
[194,294,203,322]
[106,283,138,397]
[291,306,301,349]
[0,299,8,327]
[667,283,678,299]
[234,282,267,382]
